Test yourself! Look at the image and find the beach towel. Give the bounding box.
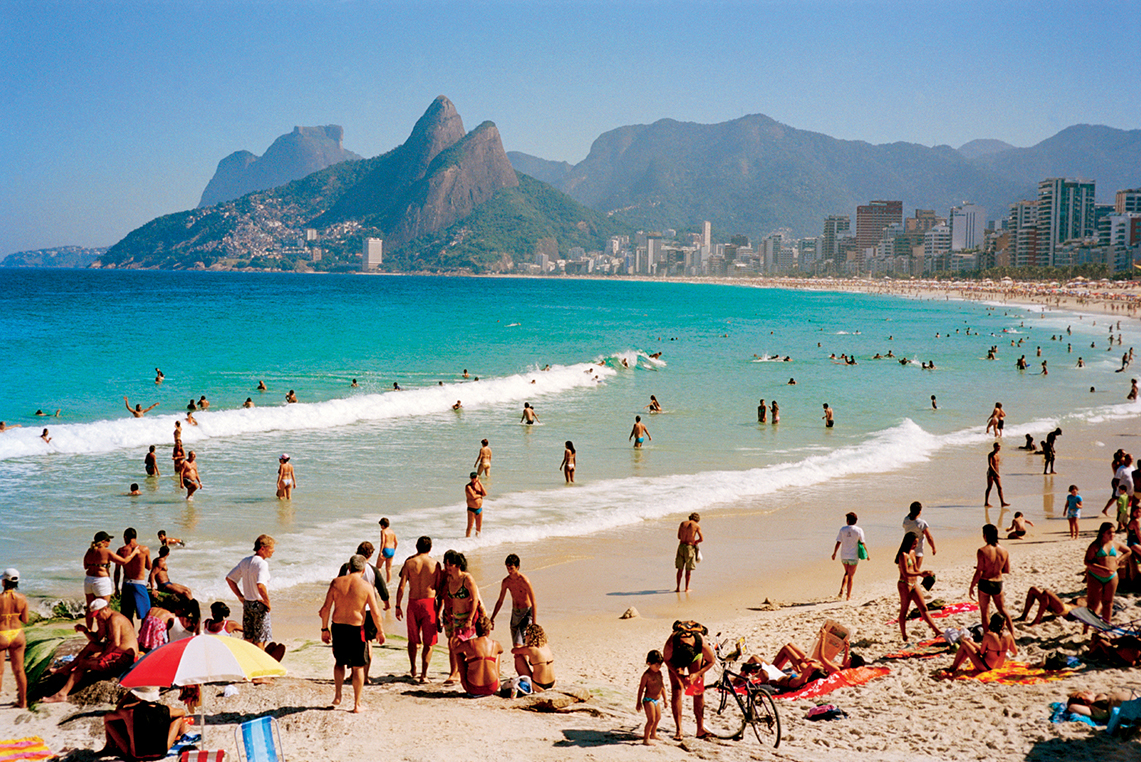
[887,601,978,624]
[775,667,891,701]
[940,662,1077,685]
[1049,701,1102,728]
[0,738,52,762]
[167,732,202,760]
[882,638,951,660]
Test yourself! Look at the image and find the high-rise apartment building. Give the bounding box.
[1115,189,1141,214]
[923,224,951,260]
[905,209,944,236]
[1037,178,1095,266]
[821,215,850,262]
[362,238,384,271]
[856,201,903,254]
[1007,200,1039,268]
[949,203,987,251]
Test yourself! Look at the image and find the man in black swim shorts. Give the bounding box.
[319,554,384,713]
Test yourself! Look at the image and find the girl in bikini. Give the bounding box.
[559,441,576,484]
[1085,522,1131,624]
[896,532,942,642]
[948,613,1016,675]
[276,454,297,499]
[442,550,484,685]
[636,650,667,745]
[83,532,139,630]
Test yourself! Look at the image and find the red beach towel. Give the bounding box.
[887,600,978,624]
[774,666,891,700]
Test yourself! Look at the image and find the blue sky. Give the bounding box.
[1,0,1138,256]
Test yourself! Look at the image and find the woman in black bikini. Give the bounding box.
[511,623,555,691]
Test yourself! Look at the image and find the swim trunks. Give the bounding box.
[467,506,482,515]
[121,579,151,622]
[636,437,645,445]
[331,623,368,668]
[242,599,272,644]
[509,606,533,647]
[997,420,1004,430]
[406,598,438,647]
[978,579,1003,596]
[826,420,834,428]
[382,547,395,559]
[1008,530,1026,539]
[842,558,859,566]
[92,647,135,675]
[675,543,697,572]
[84,575,114,597]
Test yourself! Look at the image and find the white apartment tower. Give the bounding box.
[949,203,986,251]
[362,238,384,271]
[1037,178,1096,266]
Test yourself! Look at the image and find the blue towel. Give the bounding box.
[166,731,202,759]
[1048,702,1102,728]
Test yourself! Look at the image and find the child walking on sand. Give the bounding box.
[636,650,668,745]
[1066,485,1083,539]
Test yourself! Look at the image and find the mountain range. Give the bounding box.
[198,125,362,207]
[101,97,624,272]
[509,119,1140,240]
[1,246,106,268]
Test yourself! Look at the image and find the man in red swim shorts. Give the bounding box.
[395,536,443,683]
[43,599,138,703]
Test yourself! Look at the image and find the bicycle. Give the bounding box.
[704,635,781,748]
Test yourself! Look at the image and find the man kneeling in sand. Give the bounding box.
[319,555,384,713]
[43,599,138,703]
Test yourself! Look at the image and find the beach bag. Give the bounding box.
[695,548,703,563]
[805,703,848,721]
[857,541,868,560]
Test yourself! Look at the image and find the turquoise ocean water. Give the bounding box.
[0,270,1137,606]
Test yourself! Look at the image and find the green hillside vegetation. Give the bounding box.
[392,173,630,271]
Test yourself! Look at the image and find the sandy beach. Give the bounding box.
[5,368,1141,760]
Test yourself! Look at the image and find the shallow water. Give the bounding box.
[0,270,1136,603]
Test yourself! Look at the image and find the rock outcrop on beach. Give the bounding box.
[101,97,624,272]
[198,125,363,208]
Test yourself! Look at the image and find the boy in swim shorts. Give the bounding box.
[378,517,398,583]
[490,554,537,646]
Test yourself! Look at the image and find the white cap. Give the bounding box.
[1,568,17,582]
[89,598,109,612]
[130,686,161,702]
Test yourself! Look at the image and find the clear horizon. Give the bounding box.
[1,0,1138,256]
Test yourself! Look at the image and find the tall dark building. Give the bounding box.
[856,200,903,254]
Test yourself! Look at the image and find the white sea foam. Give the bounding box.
[0,362,616,461]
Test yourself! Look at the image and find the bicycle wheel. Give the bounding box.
[746,689,781,748]
[705,684,746,739]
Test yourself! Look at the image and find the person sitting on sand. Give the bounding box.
[137,605,176,652]
[511,623,555,692]
[150,546,193,601]
[947,613,1016,675]
[102,686,189,760]
[204,601,243,636]
[456,614,502,697]
[42,599,138,703]
[1005,512,1034,539]
[1018,434,1038,452]
[1014,587,1087,626]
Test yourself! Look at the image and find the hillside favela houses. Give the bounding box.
[510,181,1141,279]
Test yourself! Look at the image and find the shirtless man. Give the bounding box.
[285,390,297,403]
[822,403,834,428]
[197,395,210,410]
[150,546,192,600]
[318,555,384,713]
[171,439,185,481]
[675,513,703,592]
[42,599,138,703]
[465,472,487,537]
[155,368,164,384]
[144,445,160,477]
[257,380,267,391]
[181,451,202,500]
[520,403,539,424]
[474,439,492,478]
[114,528,151,626]
[969,524,1014,635]
[395,536,443,682]
[124,396,158,418]
[0,422,22,432]
[0,569,28,708]
[629,416,651,449]
[984,442,1010,508]
[490,554,538,647]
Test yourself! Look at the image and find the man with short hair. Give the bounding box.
[489,554,538,647]
[675,513,703,592]
[630,416,651,449]
[985,442,1010,508]
[319,555,384,713]
[42,599,138,703]
[902,501,937,570]
[226,535,275,650]
[114,528,151,625]
[395,536,442,683]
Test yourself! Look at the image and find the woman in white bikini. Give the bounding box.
[559,441,576,484]
[276,453,297,499]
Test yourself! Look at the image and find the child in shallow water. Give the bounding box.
[636,650,667,745]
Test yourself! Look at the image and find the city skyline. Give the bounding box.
[2,0,1139,256]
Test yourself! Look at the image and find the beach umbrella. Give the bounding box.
[120,634,285,743]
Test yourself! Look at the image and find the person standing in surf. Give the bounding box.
[276,454,296,499]
[520,403,539,425]
[757,399,767,423]
[474,439,492,478]
[629,416,651,448]
[559,441,576,483]
[465,472,488,537]
[822,403,834,428]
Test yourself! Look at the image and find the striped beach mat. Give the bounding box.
[180,752,225,762]
[0,738,52,762]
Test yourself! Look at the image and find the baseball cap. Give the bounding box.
[1,568,18,582]
[93,531,113,543]
[89,598,109,612]
[469,471,479,478]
